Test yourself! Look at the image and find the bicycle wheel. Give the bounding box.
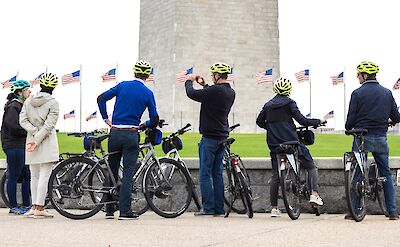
[144,158,192,218]
[375,177,389,217]
[236,171,253,218]
[131,170,149,215]
[48,157,107,220]
[344,158,367,222]
[0,171,10,207]
[281,165,301,220]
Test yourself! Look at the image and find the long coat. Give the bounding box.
[19,92,59,165]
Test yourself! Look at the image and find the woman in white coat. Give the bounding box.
[19,73,59,218]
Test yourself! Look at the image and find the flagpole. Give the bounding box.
[343,67,346,129]
[309,67,312,117]
[115,63,119,84]
[79,64,82,132]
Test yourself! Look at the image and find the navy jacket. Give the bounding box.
[345,80,400,134]
[1,99,27,149]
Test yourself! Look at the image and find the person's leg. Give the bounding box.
[5,149,19,209]
[36,163,53,206]
[106,129,123,214]
[30,165,39,209]
[298,156,319,193]
[212,143,225,215]
[21,165,31,207]
[269,152,279,208]
[198,137,216,214]
[119,131,139,216]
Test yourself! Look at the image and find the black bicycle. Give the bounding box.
[344,129,388,222]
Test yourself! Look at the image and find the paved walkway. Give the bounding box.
[0,209,399,247]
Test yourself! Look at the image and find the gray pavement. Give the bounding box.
[0,209,399,247]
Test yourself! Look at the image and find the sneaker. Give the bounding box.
[24,209,35,217]
[105,212,114,219]
[270,208,281,217]
[118,213,139,220]
[34,209,54,218]
[389,212,399,220]
[194,210,214,216]
[9,207,27,215]
[309,194,324,206]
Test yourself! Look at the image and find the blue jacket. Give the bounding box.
[97,79,159,126]
[345,80,400,134]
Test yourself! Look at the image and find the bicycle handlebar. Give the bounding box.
[296,122,326,131]
[162,123,192,141]
[229,124,240,132]
[67,129,107,137]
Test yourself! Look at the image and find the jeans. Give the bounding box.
[198,136,225,214]
[107,129,139,215]
[353,134,397,214]
[5,148,31,208]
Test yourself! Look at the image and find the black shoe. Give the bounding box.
[389,212,399,220]
[118,213,139,220]
[194,210,214,216]
[344,214,354,220]
[105,212,114,219]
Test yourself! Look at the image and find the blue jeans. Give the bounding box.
[5,148,31,208]
[107,129,139,215]
[198,136,225,214]
[353,134,397,214]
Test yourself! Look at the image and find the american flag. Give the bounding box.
[331,72,344,85]
[1,75,17,88]
[86,111,97,121]
[226,67,234,83]
[101,68,116,82]
[295,69,310,83]
[256,68,273,84]
[145,68,154,83]
[29,72,44,86]
[63,110,75,119]
[393,78,400,90]
[324,110,334,120]
[62,70,80,85]
[176,67,193,83]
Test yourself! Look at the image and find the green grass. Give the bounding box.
[1,132,400,159]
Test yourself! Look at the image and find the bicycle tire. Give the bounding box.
[144,158,192,218]
[48,157,107,220]
[237,171,253,218]
[131,169,150,215]
[0,171,9,207]
[281,165,301,220]
[344,159,367,222]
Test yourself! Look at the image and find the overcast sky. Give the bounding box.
[1,0,399,131]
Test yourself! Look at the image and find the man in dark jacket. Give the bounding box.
[185,62,235,216]
[345,61,400,220]
[256,77,325,217]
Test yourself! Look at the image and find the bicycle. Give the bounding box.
[48,121,193,219]
[344,129,388,222]
[277,125,323,220]
[221,124,253,218]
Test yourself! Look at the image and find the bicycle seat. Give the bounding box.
[218,137,235,146]
[345,129,368,136]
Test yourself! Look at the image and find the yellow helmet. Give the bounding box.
[39,73,58,88]
[210,63,231,74]
[133,60,152,75]
[273,77,292,96]
[356,61,379,74]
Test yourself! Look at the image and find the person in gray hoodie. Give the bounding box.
[19,73,59,218]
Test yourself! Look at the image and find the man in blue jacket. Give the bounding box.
[97,60,159,220]
[346,61,400,220]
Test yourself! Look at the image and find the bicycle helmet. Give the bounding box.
[210,63,231,74]
[273,77,292,96]
[39,73,58,88]
[11,80,30,94]
[356,61,379,74]
[133,60,152,75]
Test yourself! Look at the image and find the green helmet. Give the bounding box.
[133,60,152,75]
[210,63,231,74]
[40,73,58,88]
[357,61,379,74]
[11,80,30,94]
[273,77,292,96]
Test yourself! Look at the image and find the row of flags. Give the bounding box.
[64,110,97,121]
[305,110,335,120]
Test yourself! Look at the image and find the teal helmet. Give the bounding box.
[11,80,30,94]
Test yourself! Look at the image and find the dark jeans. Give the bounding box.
[5,148,31,208]
[198,136,225,214]
[353,134,397,214]
[107,129,139,215]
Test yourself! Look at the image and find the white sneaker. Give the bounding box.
[270,208,281,217]
[309,194,323,206]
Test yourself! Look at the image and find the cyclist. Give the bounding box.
[20,73,59,218]
[1,80,31,215]
[97,60,159,220]
[256,77,326,217]
[185,62,235,216]
[345,61,400,220]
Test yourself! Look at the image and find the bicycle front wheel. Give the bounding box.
[281,165,301,220]
[144,158,192,218]
[237,171,253,218]
[344,158,367,222]
[131,169,149,215]
[0,171,10,208]
[48,157,107,220]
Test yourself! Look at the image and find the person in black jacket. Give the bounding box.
[185,62,235,216]
[1,80,31,215]
[256,77,326,217]
[345,61,400,220]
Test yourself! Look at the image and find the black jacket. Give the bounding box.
[1,99,27,150]
[345,80,400,134]
[185,80,235,139]
[256,95,320,151]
